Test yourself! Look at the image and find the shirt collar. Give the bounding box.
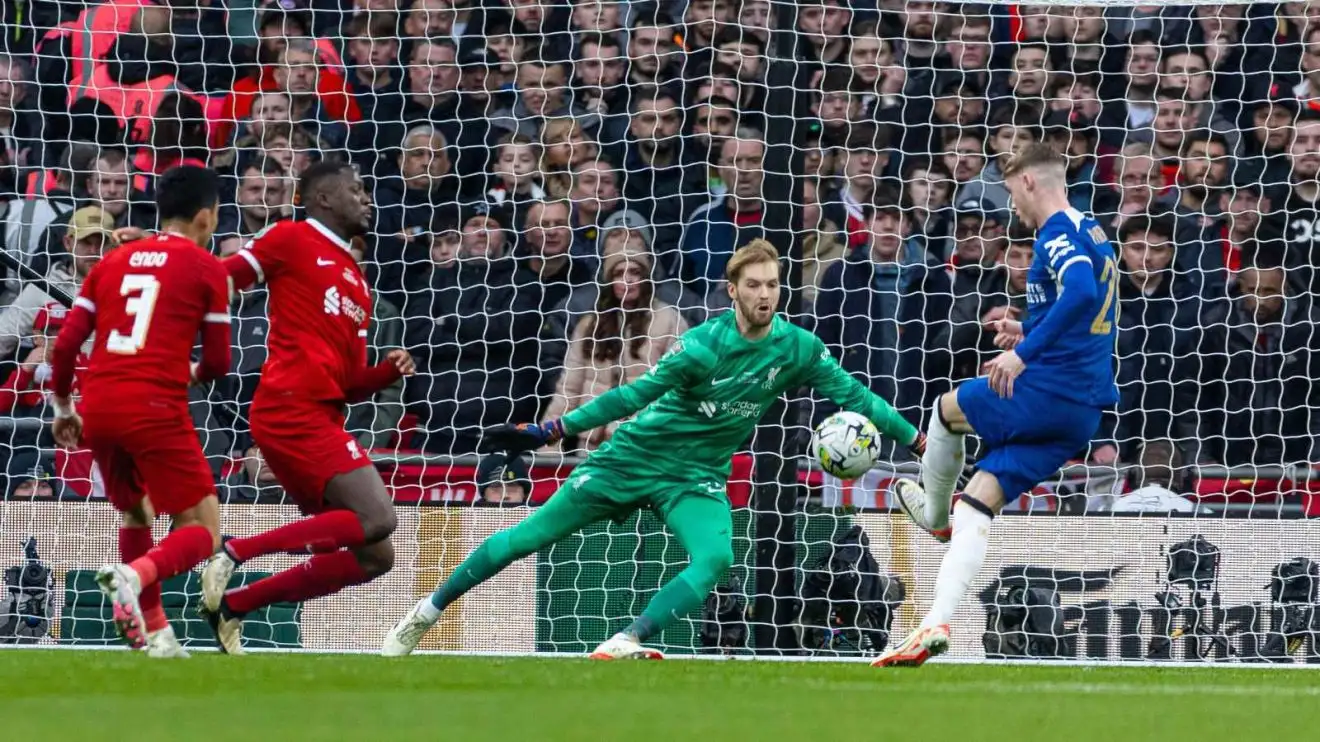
[306,218,353,253]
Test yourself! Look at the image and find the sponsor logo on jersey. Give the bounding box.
[1027,283,1047,306]
[346,440,362,460]
[699,401,718,418]
[343,268,359,286]
[1042,234,1076,263]
[324,287,341,315]
[762,366,781,389]
[325,286,367,324]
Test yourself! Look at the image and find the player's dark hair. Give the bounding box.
[296,160,355,207]
[156,166,220,222]
[1118,214,1177,245]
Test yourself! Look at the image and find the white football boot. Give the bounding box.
[871,624,950,668]
[890,478,952,544]
[145,625,190,658]
[200,550,237,615]
[382,598,438,657]
[95,564,147,650]
[588,633,664,660]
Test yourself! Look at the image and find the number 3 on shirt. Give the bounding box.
[1090,257,1118,335]
[106,274,161,355]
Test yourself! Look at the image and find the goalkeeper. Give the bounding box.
[383,241,924,659]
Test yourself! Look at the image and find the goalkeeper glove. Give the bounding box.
[909,431,927,457]
[480,420,565,454]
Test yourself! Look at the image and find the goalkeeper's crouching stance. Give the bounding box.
[383,240,924,658]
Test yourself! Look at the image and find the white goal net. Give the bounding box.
[0,0,1318,663]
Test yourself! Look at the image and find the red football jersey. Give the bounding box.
[225,219,372,402]
[76,233,231,405]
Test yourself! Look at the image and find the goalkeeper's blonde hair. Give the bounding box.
[725,239,780,283]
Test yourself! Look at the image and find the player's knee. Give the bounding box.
[694,547,735,580]
[358,505,398,544]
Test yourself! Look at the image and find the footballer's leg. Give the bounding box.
[593,494,733,660]
[874,472,1003,668]
[211,467,393,653]
[383,478,615,656]
[893,391,974,543]
[90,444,150,650]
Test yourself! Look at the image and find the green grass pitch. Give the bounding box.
[7,651,1319,740]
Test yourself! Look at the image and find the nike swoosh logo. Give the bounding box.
[710,377,736,386]
[316,258,334,266]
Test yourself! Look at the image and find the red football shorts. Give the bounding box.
[250,396,371,514]
[81,404,215,516]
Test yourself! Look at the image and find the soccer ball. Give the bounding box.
[810,411,881,480]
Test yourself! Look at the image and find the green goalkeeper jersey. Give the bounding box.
[559,312,918,485]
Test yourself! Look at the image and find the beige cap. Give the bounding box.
[67,206,115,242]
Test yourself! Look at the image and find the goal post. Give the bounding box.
[2,0,1320,663]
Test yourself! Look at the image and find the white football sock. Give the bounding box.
[922,500,992,629]
[416,596,442,623]
[920,402,965,530]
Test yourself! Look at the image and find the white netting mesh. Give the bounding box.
[0,0,1318,661]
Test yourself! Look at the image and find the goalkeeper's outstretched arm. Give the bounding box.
[481,338,709,453]
[805,341,922,450]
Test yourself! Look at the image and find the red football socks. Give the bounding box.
[224,550,369,615]
[224,510,367,562]
[128,524,213,592]
[119,526,166,633]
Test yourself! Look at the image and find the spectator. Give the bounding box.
[941,128,987,191]
[902,158,955,262]
[539,117,600,197]
[567,157,644,259]
[372,124,468,303]
[620,85,699,270]
[1150,88,1199,162]
[1265,109,1320,298]
[689,95,739,175]
[216,157,293,256]
[542,247,687,454]
[799,177,847,313]
[220,36,361,152]
[0,53,42,199]
[0,206,113,360]
[935,7,994,94]
[0,303,68,416]
[343,13,405,124]
[813,190,952,424]
[1005,43,1052,104]
[1094,143,1174,236]
[574,32,630,145]
[346,238,405,450]
[403,207,545,455]
[1235,95,1295,191]
[1109,440,1204,514]
[1107,215,1199,462]
[949,227,1031,382]
[492,58,586,139]
[521,198,594,313]
[475,451,531,506]
[1096,29,1162,148]
[955,107,1037,213]
[1192,254,1320,468]
[1160,47,1239,151]
[680,131,770,296]
[217,447,286,504]
[823,123,896,250]
[1216,183,1271,282]
[626,10,679,88]
[1054,5,1106,75]
[485,133,549,215]
[792,0,851,69]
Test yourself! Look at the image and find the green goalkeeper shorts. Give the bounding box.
[556,463,728,522]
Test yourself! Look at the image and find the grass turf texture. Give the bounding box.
[6,651,1318,740]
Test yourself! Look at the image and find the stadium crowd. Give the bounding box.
[0,0,1316,509]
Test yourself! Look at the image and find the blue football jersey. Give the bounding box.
[1018,209,1119,407]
